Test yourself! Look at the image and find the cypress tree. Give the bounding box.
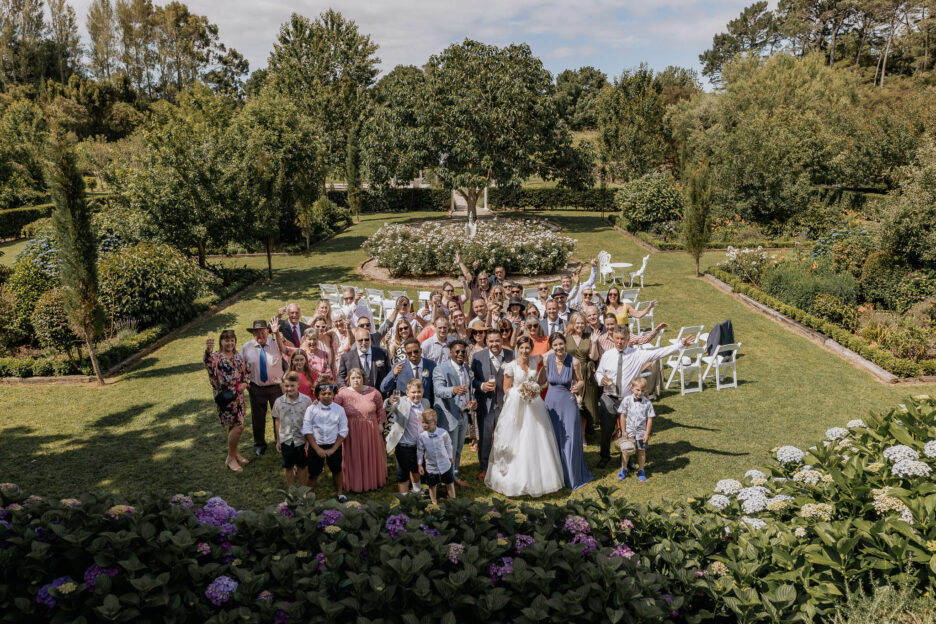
[46,130,105,384]
[683,161,712,277]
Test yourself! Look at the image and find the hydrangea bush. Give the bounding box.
[1,397,935,622]
[363,218,576,277]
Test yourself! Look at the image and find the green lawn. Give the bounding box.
[0,237,27,266]
[0,211,931,510]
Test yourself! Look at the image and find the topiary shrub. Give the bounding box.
[763,260,858,314]
[4,254,58,339]
[98,243,211,328]
[30,288,81,354]
[615,172,684,232]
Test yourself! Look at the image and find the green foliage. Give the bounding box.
[683,163,713,277]
[0,203,52,239]
[615,172,684,231]
[98,242,212,328]
[813,293,860,332]
[859,251,906,308]
[0,99,48,209]
[835,576,936,624]
[763,259,858,313]
[4,254,57,338]
[553,66,608,130]
[327,188,450,213]
[295,196,350,250]
[699,1,777,83]
[30,287,80,352]
[879,135,936,269]
[489,187,614,211]
[812,227,875,279]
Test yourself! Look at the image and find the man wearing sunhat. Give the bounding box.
[242,320,284,456]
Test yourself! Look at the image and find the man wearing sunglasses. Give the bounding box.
[355,317,382,345]
[380,338,437,404]
[432,339,477,486]
[338,329,389,391]
[340,287,373,327]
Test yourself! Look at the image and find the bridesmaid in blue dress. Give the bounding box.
[539,333,593,490]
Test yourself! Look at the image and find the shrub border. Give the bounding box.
[609,218,797,253]
[705,267,936,382]
[0,269,264,384]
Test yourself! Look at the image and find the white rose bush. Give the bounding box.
[362,218,575,277]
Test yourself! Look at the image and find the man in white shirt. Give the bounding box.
[241,319,284,457]
[563,258,598,310]
[594,326,695,469]
[340,287,373,327]
[421,316,455,364]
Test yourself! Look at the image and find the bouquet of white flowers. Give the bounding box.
[518,380,541,402]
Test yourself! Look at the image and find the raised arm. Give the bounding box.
[627,300,657,319]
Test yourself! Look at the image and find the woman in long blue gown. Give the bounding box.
[539,333,593,490]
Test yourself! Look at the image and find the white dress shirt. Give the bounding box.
[343,302,373,326]
[618,394,655,437]
[455,363,471,410]
[400,402,424,446]
[301,402,349,445]
[417,428,453,474]
[595,344,682,397]
[421,334,453,363]
[241,339,284,386]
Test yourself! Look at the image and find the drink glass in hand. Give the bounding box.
[392,389,401,400]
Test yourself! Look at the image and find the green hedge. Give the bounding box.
[0,203,52,239]
[708,267,936,377]
[326,188,450,213]
[617,219,797,250]
[489,188,615,211]
[2,398,935,622]
[0,267,262,378]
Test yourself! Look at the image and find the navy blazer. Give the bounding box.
[379,357,436,405]
[470,348,514,421]
[540,317,567,337]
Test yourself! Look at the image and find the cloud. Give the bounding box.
[66,0,748,77]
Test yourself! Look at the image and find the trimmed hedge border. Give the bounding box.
[0,204,52,240]
[611,217,797,251]
[489,187,615,211]
[0,268,263,379]
[707,267,936,379]
[326,188,450,213]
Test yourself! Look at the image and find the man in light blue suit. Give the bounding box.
[432,339,476,487]
[380,338,437,405]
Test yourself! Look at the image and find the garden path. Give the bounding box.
[0,211,932,510]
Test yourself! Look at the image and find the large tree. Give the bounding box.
[48,0,81,83]
[417,39,579,220]
[699,1,778,83]
[554,66,608,130]
[87,0,118,80]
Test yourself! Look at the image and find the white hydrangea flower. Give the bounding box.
[736,486,770,501]
[800,503,834,521]
[744,469,766,481]
[714,479,743,495]
[741,495,768,514]
[825,427,849,441]
[751,477,768,486]
[794,527,807,538]
[741,516,766,530]
[846,419,866,429]
[899,507,914,525]
[792,470,823,485]
[707,495,731,510]
[891,459,932,478]
[924,440,936,458]
[776,446,805,465]
[882,445,919,462]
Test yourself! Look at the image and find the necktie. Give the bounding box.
[615,351,624,397]
[292,325,300,346]
[259,345,268,383]
[413,364,420,379]
[361,352,370,376]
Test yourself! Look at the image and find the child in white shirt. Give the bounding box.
[617,377,655,482]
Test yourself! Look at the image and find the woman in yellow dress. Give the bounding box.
[604,287,657,328]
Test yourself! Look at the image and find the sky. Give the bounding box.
[67,0,751,82]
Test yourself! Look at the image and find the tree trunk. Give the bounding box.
[84,330,104,385]
[880,12,898,87]
[695,256,701,278]
[460,188,480,221]
[266,236,273,279]
[305,235,310,251]
[828,19,838,66]
[197,239,206,268]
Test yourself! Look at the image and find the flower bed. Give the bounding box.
[708,266,936,377]
[2,397,935,622]
[363,218,575,277]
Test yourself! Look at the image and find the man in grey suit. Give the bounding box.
[338,329,389,392]
[470,331,514,481]
[432,339,476,487]
[540,299,567,337]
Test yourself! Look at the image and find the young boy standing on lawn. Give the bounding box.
[416,409,455,504]
[272,372,313,487]
[617,377,655,482]
[302,379,349,503]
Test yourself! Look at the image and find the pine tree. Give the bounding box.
[46,129,105,384]
[683,161,712,277]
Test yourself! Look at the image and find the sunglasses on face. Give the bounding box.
[405,349,420,355]
[358,322,371,327]
[319,385,336,391]
[444,288,454,293]
[451,348,465,355]
[343,296,354,301]
[500,328,511,334]
[538,287,547,291]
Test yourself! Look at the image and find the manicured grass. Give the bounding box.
[0,238,27,266]
[0,211,931,510]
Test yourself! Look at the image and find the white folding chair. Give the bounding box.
[388,290,407,301]
[668,325,704,347]
[319,283,339,303]
[702,342,741,390]
[417,291,431,305]
[665,345,705,394]
[619,288,640,304]
[523,287,538,301]
[630,255,649,287]
[636,328,664,350]
[631,300,655,334]
[598,251,613,284]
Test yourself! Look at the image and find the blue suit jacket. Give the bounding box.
[379,357,436,405]
[432,360,474,432]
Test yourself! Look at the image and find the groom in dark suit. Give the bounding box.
[338,328,389,392]
[471,331,514,481]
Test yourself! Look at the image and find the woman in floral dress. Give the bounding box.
[334,368,387,492]
[204,330,251,472]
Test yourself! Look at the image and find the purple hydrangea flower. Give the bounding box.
[385,514,409,538]
[84,565,118,593]
[195,498,241,536]
[609,543,635,559]
[618,519,635,531]
[276,502,294,518]
[257,590,274,601]
[205,575,238,606]
[448,543,464,564]
[571,533,598,556]
[36,576,74,608]
[274,609,290,624]
[564,515,591,535]
[318,509,343,528]
[488,557,514,583]
[34,526,55,543]
[515,534,535,553]
[420,524,441,537]
[170,494,193,508]
[196,542,211,556]
[315,552,327,571]
[0,519,10,530]
[695,568,706,578]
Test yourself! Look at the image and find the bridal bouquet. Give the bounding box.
[518,380,541,402]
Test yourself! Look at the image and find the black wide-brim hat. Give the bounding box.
[247,320,271,332]
[507,297,525,310]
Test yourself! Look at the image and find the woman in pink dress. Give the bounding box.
[331,311,354,358]
[334,367,387,492]
[274,325,334,380]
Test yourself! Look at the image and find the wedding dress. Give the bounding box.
[485,360,565,497]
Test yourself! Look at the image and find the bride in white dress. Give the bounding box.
[485,337,565,497]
